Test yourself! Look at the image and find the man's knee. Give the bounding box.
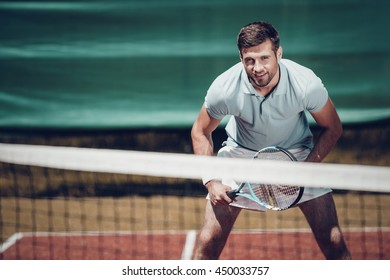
[330,226,342,245]
[324,226,351,259]
[299,194,351,259]
[314,225,351,260]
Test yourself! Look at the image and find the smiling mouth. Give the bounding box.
[255,72,267,78]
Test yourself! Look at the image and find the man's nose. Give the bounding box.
[253,61,264,73]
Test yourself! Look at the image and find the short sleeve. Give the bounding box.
[305,76,329,113]
[204,79,228,120]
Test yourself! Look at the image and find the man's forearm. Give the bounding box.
[191,130,219,186]
[191,130,214,156]
[305,127,342,163]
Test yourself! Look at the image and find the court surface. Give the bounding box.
[1,228,389,260]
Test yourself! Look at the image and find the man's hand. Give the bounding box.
[205,180,233,206]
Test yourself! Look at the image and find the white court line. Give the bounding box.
[180,230,197,260]
[0,232,24,254]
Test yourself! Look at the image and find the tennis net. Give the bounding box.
[0,143,389,260]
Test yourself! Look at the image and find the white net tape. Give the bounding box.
[0,143,389,192]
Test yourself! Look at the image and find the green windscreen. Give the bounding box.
[0,0,389,128]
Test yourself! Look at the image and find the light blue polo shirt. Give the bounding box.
[204,59,329,151]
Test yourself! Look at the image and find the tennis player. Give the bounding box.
[191,21,351,259]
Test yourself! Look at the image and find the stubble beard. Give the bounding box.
[250,72,272,88]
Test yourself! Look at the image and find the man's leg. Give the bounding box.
[299,192,351,259]
[193,201,241,259]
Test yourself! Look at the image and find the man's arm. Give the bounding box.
[191,105,220,157]
[306,98,343,163]
[191,105,232,205]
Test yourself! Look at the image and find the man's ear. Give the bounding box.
[277,46,283,61]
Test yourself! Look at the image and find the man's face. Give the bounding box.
[240,40,282,93]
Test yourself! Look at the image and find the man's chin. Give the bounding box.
[253,79,269,88]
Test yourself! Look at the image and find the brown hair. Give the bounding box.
[237,21,280,55]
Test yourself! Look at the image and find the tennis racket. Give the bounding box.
[227,146,304,211]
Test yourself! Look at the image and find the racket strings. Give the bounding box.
[252,148,301,209]
[251,183,301,209]
[232,147,303,210]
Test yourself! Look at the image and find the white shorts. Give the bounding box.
[208,144,331,209]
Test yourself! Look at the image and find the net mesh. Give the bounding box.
[0,142,389,260]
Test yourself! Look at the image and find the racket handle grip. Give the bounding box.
[226,190,238,199]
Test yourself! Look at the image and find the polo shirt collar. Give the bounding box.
[240,65,257,95]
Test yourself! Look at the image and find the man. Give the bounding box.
[191,21,351,259]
